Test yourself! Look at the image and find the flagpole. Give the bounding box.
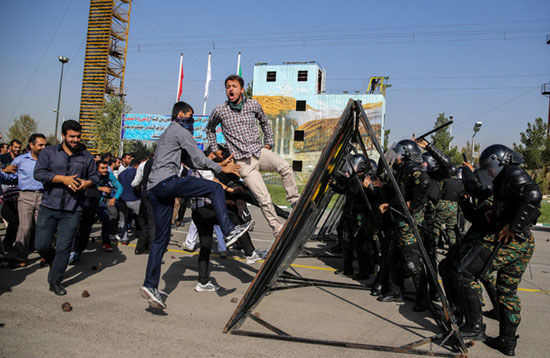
[237,51,241,76]
[203,52,212,115]
[177,53,183,101]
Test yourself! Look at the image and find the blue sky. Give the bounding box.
[1,0,549,150]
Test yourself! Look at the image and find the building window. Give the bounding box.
[317,70,323,93]
[266,71,276,82]
[296,100,306,111]
[297,70,308,82]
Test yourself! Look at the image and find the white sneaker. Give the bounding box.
[194,281,220,292]
[140,286,166,308]
[246,251,262,265]
[225,221,252,247]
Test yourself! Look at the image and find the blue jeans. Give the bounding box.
[143,175,234,289]
[35,206,81,285]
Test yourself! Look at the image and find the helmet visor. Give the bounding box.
[385,142,404,167]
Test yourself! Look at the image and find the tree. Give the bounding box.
[513,117,550,181]
[7,114,37,147]
[123,140,154,159]
[383,128,391,153]
[429,113,462,165]
[460,141,480,163]
[92,94,131,155]
[46,134,60,145]
[245,81,253,98]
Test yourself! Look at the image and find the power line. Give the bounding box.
[128,35,545,53]
[454,87,540,128]
[134,27,549,48]
[132,19,550,40]
[8,0,76,123]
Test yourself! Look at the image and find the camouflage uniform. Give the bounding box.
[434,199,458,245]
[475,233,535,325]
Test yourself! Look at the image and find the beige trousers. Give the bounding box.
[236,148,299,236]
[15,191,42,248]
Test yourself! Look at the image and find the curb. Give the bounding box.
[535,223,550,227]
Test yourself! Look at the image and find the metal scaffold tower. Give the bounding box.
[79,0,132,146]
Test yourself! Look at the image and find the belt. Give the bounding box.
[21,189,44,193]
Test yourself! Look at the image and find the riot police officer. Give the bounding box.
[379,140,432,311]
[444,145,541,355]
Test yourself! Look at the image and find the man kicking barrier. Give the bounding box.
[141,101,252,309]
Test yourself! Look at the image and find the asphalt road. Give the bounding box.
[1,206,549,357]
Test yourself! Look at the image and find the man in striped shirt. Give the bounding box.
[207,75,299,237]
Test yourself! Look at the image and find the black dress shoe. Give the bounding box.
[135,248,149,255]
[49,283,67,296]
[377,291,404,302]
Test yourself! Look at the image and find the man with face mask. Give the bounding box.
[33,120,98,296]
[141,101,252,309]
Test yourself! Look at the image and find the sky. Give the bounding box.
[1,0,549,150]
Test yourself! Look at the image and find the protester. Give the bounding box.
[140,101,252,309]
[118,158,141,245]
[207,74,299,237]
[0,139,22,166]
[34,120,98,296]
[96,160,123,251]
[11,133,47,262]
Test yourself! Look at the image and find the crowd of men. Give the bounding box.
[0,74,542,357]
[331,134,541,356]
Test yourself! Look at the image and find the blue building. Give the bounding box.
[252,61,386,184]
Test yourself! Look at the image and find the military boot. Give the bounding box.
[485,309,519,356]
[460,288,486,341]
[412,271,429,312]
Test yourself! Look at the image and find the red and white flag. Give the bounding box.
[176,53,184,101]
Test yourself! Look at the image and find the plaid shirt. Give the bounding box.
[207,98,274,160]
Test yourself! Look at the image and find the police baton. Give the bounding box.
[415,120,454,141]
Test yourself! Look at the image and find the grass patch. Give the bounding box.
[539,201,550,224]
[266,184,304,207]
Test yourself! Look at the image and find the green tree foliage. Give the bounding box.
[7,114,38,147]
[383,128,391,153]
[123,140,154,159]
[92,95,131,155]
[46,134,60,145]
[460,141,480,163]
[513,117,550,181]
[429,113,462,165]
[245,81,253,98]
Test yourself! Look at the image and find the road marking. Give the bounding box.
[123,243,547,293]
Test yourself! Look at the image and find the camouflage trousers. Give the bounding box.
[467,233,535,325]
[424,199,458,246]
[396,211,425,248]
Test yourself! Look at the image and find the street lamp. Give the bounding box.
[55,56,69,140]
[471,121,482,164]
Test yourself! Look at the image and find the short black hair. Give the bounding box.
[61,120,82,135]
[101,152,112,160]
[122,153,132,160]
[9,139,22,146]
[97,160,109,167]
[224,74,244,88]
[130,158,140,167]
[172,101,194,120]
[28,133,46,145]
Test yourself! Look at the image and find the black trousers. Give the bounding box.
[193,204,255,284]
[136,190,154,252]
[1,200,19,249]
[73,197,100,254]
